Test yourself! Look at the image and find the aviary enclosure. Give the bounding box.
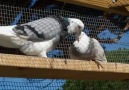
[0,0,129,90]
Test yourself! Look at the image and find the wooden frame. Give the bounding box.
[57,0,129,16]
[125,6,129,12]
[0,53,129,80]
[109,0,129,7]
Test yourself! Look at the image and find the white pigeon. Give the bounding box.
[0,16,84,57]
[69,31,107,68]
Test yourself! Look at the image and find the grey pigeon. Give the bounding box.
[69,31,107,68]
[0,16,84,57]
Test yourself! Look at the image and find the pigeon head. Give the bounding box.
[67,18,84,36]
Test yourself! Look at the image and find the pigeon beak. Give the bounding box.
[77,37,80,42]
[77,35,82,42]
[77,29,81,42]
[77,30,82,42]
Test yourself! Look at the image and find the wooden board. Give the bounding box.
[109,0,129,7]
[125,6,129,12]
[57,0,129,16]
[0,53,129,80]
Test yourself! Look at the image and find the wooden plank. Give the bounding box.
[0,53,129,80]
[109,0,129,7]
[58,0,109,9]
[57,0,129,16]
[125,6,129,12]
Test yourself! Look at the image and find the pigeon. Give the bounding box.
[69,31,107,68]
[0,16,84,57]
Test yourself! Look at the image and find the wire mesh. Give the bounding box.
[0,0,129,90]
[108,0,129,7]
[0,3,129,62]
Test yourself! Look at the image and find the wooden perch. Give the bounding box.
[0,53,129,80]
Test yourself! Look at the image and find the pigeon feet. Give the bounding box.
[92,60,104,69]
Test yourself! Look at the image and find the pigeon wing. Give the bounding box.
[13,16,65,41]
